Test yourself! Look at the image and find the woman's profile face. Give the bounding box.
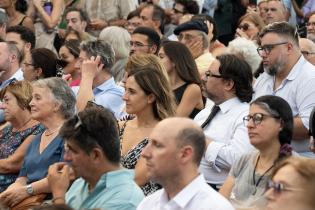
[246,104,282,148]
[158,47,174,74]
[2,91,23,122]
[59,46,78,75]
[29,85,57,121]
[265,165,306,210]
[122,75,154,115]
[22,53,38,82]
[238,19,259,39]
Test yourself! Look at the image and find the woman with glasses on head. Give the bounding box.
[22,48,61,82]
[219,95,294,209]
[120,63,176,196]
[235,12,265,41]
[158,41,204,118]
[58,39,81,87]
[0,78,76,208]
[265,156,315,210]
[0,81,43,192]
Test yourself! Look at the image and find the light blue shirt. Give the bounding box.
[72,77,124,119]
[66,169,144,210]
[253,56,315,154]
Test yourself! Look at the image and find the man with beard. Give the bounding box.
[194,54,254,189]
[306,13,315,43]
[254,21,315,157]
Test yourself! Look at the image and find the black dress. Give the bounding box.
[173,83,204,119]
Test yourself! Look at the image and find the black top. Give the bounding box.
[173,83,204,119]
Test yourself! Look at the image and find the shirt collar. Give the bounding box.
[217,97,242,114]
[94,77,115,92]
[286,55,305,81]
[97,169,135,188]
[160,174,206,208]
[9,68,24,81]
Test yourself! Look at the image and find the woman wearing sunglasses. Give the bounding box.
[235,12,265,41]
[58,39,81,87]
[265,156,315,210]
[219,95,294,209]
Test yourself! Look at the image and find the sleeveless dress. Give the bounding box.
[0,124,44,192]
[173,83,204,119]
[119,120,160,196]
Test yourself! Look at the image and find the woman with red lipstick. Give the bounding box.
[219,95,294,209]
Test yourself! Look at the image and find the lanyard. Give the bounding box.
[252,155,274,195]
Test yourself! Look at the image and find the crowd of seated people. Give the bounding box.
[0,0,314,210]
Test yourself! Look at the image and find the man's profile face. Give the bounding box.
[5,32,27,55]
[140,6,156,30]
[0,43,11,74]
[130,33,154,55]
[141,122,180,184]
[66,11,86,33]
[265,1,287,24]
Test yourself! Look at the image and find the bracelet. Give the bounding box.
[52,196,65,204]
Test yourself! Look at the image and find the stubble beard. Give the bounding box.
[264,55,285,76]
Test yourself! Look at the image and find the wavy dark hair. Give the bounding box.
[216,54,253,102]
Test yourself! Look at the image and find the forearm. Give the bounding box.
[291,0,304,17]
[293,117,309,140]
[31,178,51,194]
[76,76,94,112]
[108,19,127,27]
[0,159,21,174]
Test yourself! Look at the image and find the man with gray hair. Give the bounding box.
[174,19,215,75]
[299,38,315,65]
[254,22,315,157]
[75,40,124,119]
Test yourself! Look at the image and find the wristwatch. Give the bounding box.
[26,184,34,195]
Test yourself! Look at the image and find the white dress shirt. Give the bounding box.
[253,56,315,154]
[195,97,254,184]
[137,174,235,210]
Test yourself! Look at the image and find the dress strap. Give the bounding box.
[18,16,27,26]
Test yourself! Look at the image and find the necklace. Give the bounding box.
[44,126,61,136]
[252,155,274,195]
[13,118,32,132]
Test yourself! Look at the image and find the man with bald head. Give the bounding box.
[138,118,234,210]
[299,38,315,65]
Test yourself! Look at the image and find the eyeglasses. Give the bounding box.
[243,113,280,126]
[307,21,315,27]
[265,180,304,195]
[301,51,315,56]
[204,70,224,80]
[238,23,251,31]
[177,33,202,42]
[257,42,288,56]
[130,41,151,48]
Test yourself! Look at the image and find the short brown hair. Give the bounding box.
[0,80,33,111]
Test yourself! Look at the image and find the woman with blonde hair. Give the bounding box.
[235,12,265,41]
[120,64,176,195]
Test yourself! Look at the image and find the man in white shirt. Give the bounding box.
[254,21,315,157]
[138,117,234,210]
[194,54,254,188]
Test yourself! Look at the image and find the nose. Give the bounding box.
[122,91,129,101]
[0,102,6,110]
[141,143,150,159]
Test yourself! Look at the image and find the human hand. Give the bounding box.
[90,19,107,30]
[47,162,73,198]
[0,186,29,207]
[235,28,250,40]
[81,55,104,80]
[187,39,203,59]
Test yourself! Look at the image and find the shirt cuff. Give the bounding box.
[204,142,225,172]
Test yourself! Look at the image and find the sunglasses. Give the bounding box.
[238,23,251,31]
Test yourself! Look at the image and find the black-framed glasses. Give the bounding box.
[265,180,303,195]
[204,70,224,79]
[301,51,315,57]
[257,42,288,56]
[130,41,151,48]
[243,113,280,126]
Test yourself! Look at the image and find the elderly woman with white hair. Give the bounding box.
[99,26,131,83]
[227,37,262,79]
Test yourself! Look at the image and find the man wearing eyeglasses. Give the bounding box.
[254,21,315,157]
[299,38,315,65]
[174,20,215,75]
[194,54,254,190]
[130,26,160,55]
[170,0,199,25]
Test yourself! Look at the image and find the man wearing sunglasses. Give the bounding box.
[254,21,315,157]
